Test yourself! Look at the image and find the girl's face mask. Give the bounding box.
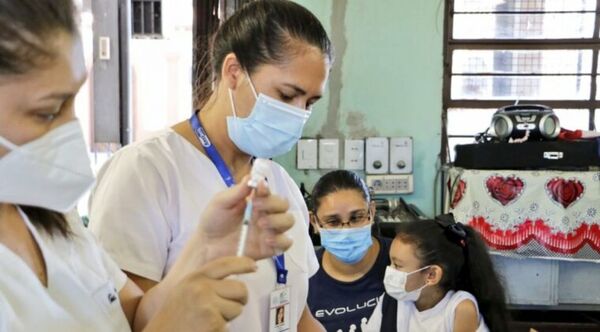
[383,265,431,302]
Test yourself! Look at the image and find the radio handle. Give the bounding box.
[500,104,552,113]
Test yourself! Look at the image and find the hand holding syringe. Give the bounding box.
[185,159,292,264]
[237,158,271,256]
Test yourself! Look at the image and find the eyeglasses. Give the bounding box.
[316,210,371,229]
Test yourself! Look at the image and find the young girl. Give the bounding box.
[365,214,510,332]
[307,170,392,332]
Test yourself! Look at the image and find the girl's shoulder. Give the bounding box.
[442,290,480,319]
[447,290,479,310]
[445,290,488,331]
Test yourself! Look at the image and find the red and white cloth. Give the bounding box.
[559,128,600,140]
[447,167,600,261]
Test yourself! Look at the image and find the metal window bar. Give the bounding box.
[153,1,161,35]
[132,0,161,36]
[442,0,600,165]
[144,1,153,34]
[133,1,142,34]
[441,0,600,214]
[453,11,597,14]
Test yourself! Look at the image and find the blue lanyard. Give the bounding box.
[189,112,235,187]
[273,255,288,285]
[189,112,287,285]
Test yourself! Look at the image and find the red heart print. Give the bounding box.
[448,179,466,209]
[546,178,584,209]
[485,175,524,206]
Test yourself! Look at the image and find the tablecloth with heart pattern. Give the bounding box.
[447,167,600,261]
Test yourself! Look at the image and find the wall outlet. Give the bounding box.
[365,137,389,174]
[344,139,365,170]
[319,139,340,169]
[297,139,318,169]
[366,174,414,194]
[390,137,413,174]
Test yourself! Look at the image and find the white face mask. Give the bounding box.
[383,265,431,302]
[0,121,95,213]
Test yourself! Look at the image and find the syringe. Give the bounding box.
[236,158,271,256]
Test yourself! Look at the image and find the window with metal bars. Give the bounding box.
[132,0,162,37]
[442,0,600,161]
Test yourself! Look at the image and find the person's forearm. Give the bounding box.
[132,280,174,332]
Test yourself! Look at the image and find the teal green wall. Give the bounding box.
[275,0,444,216]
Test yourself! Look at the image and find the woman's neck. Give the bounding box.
[0,203,48,287]
[322,236,380,282]
[415,285,447,312]
[174,93,253,182]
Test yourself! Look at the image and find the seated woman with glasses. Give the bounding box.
[307,170,392,332]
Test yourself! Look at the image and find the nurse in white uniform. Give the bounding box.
[88,1,332,331]
[0,1,295,331]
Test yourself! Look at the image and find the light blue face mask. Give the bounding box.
[226,75,311,158]
[319,224,373,264]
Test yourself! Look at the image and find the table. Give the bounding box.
[447,167,600,308]
[447,167,600,261]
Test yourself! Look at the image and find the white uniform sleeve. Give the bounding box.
[278,165,319,277]
[88,147,172,282]
[302,203,319,277]
[81,227,128,292]
[99,243,128,291]
[65,210,129,292]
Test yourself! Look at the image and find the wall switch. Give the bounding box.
[99,36,111,60]
[319,139,340,169]
[344,139,365,170]
[390,137,413,174]
[365,137,389,174]
[297,139,318,169]
[366,174,414,194]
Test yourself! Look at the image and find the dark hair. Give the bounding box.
[394,217,510,332]
[20,206,71,237]
[195,0,333,108]
[311,170,370,213]
[0,0,75,236]
[0,0,76,75]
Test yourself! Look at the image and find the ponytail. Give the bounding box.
[459,225,510,332]
[394,216,510,332]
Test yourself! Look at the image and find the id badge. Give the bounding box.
[269,286,291,332]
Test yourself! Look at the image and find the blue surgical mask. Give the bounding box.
[226,75,311,158]
[319,224,373,264]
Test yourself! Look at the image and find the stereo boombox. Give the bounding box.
[454,104,600,170]
[491,104,561,141]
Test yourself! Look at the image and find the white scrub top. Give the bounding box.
[0,209,129,332]
[88,129,319,332]
[364,290,489,332]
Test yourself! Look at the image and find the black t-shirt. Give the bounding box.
[308,236,392,332]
